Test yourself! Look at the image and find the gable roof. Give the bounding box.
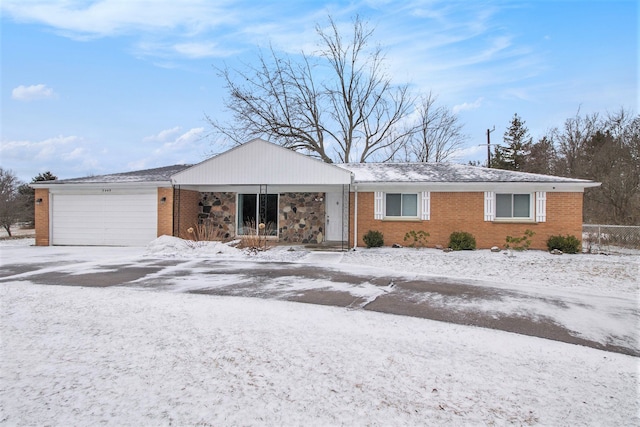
[171,138,352,186]
[338,162,598,185]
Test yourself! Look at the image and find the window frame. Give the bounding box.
[237,193,279,236]
[384,192,419,219]
[494,192,534,221]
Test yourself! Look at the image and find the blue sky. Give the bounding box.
[1,0,637,182]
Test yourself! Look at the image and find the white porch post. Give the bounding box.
[352,185,358,250]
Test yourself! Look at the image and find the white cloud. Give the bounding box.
[1,0,235,38]
[172,42,226,59]
[153,127,205,155]
[131,127,207,171]
[0,135,100,180]
[453,98,484,114]
[11,84,56,101]
[143,126,182,143]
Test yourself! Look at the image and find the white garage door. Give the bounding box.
[51,192,158,246]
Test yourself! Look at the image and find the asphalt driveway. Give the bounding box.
[1,253,637,357]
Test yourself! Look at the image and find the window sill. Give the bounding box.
[492,218,536,224]
[382,217,423,222]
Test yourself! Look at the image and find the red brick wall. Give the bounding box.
[157,187,174,237]
[34,188,50,246]
[350,191,584,250]
[174,189,200,239]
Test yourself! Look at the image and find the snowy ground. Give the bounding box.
[1,237,639,425]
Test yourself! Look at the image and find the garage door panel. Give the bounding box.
[52,192,158,246]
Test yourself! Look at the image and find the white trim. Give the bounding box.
[374,192,384,220]
[352,182,597,193]
[353,186,358,249]
[536,191,547,222]
[421,191,430,220]
[484,192,495,221]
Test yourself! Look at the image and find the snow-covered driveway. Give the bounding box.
[1,238,638,356]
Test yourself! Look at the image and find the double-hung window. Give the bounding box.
[385,193,418,217]
[495,193,532,219]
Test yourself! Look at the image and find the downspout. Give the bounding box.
[352,184,358,250]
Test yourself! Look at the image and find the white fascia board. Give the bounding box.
[353,181,600,193]
[34,181,169,193]
[175,184,350,193]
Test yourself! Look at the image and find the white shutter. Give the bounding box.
[536,192,547,222]
[484,192,495,221]
[421,191,430,220]
[374,192,384,220]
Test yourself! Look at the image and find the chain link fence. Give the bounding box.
[583,224,640,254]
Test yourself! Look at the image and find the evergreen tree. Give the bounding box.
[491,113,532,170]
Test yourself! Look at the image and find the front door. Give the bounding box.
[325,192,343,241]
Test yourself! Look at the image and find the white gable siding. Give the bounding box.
[172,139,352,186]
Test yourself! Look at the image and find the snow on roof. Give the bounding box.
[44,165,192,184]
[337,162,595,184]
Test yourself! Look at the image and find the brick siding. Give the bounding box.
[157,187,174,237]
[350,191,584,250]
[34,188,49,246]
[173,189,201,239]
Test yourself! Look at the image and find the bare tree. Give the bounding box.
[208,15,415,163]
[0,168,26,236]
[401,92,467,162]
[581,109,640,224]
[553,108,600,177]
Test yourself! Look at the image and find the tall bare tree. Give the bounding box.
[208,16,415,163]
[401,92,467,162]
[580,110,640,224]
[553,109,600,177]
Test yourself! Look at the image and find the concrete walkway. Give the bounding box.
[1,255,637,357]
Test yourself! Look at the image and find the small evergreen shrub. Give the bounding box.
[546,234,581,254]
[404,230,430,248]
[363,230,384,248]
[505,229,535,251]
[449,231,476,250]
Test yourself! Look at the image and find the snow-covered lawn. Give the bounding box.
[1,237,639,425]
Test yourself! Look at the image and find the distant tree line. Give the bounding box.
[491,109,639,225]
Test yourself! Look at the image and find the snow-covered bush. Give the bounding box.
[449,231,476,251]
[363,230,384,248]
[546,234,581,254]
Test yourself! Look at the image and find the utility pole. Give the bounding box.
[486,126,495,168]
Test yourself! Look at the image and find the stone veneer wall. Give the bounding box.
[198,192,236,239]
[195,191,326,243]
[279,192,325,244]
